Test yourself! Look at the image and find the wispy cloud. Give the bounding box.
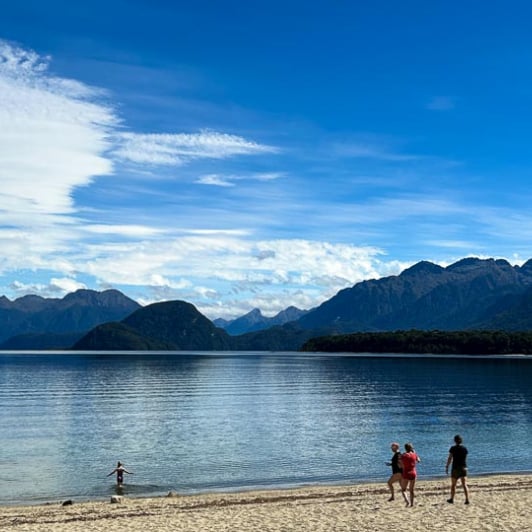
[426,96,455,111]
[425,239,477,250]
[195,172,284,187]
[329,136,420,162]
[315,194,468,226]
[83,224,167,237]
[113,131,278,166]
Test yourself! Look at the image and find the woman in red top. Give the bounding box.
[400,443,421,507]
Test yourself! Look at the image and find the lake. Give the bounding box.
[0,351,531,505]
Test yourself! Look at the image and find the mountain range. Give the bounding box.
[213,306,307,335]
[2,257,532,351]
[296,257,532,333]
[0,289,140,349]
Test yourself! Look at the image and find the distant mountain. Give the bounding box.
[0,289,140,348]
[233,323,315,351]
[477,285,532,330]
[295,258,532,333]
[214,306,308,335]
[74,300,234,350]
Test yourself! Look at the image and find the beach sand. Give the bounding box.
[1,474,530,531]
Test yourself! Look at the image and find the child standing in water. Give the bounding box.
[107,461,133,486]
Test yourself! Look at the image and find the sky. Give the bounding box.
[1,1,532,319]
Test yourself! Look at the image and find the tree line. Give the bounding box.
[300,330,532,355]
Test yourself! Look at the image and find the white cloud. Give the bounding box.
[425,239,477,249]
[195,172,284,187]
[184,229,250,236]
[72,235,400,317]
[0,226,81,274]
[84,224,166,237]
[196,174,235,187]
[0,40,116,228]
[113,130,278,166]
[9,277,87,298]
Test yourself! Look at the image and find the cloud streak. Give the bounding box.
[195,172,284,187]
[113,131,278,166]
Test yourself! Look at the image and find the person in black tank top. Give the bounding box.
[445,434,470,504]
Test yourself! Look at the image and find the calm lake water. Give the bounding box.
[0,351,531,505]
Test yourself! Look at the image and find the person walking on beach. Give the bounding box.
[107,461,133,486]
[400,443,421,507]
[446,434,470,504]
[386,442,403,501]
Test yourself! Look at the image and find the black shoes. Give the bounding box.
[447,498,470,505]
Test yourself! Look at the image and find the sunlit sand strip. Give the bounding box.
[0,474,531,531]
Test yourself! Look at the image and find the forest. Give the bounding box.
[301,330,532,355]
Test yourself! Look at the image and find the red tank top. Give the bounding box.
[401,452,418,479]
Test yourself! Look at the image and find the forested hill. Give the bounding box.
[301,330,532,355]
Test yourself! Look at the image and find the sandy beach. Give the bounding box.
[1,474,531,531]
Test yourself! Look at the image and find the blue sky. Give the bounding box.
[1,1,532,319]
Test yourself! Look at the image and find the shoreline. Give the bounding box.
[3,469,531,508]
[1,474,531,531]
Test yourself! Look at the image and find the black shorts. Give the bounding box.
[451,467,467,479]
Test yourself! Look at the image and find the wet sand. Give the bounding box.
[1,474,530,531]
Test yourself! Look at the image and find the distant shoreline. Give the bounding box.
[0,349,531,359]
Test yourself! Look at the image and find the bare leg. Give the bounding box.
[387,477,394,500]
[387,473,401,501]
[448,476,457,503]
[461,477,470,504]
[400,478,410,506]
[409,478,416,506]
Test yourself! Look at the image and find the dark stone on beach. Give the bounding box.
[62,499,73,506]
